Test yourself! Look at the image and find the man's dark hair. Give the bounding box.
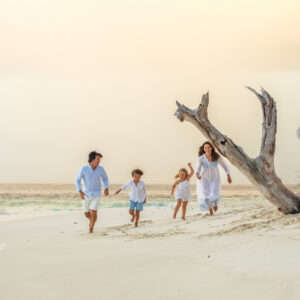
[88,151,103,163]
[131,169,144,177]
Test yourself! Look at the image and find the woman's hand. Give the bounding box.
[196,173,201,180]
[227,174,232,184]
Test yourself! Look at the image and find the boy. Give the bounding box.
[115,169,146,227]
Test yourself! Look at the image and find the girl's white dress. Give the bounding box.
[195,154,230,211]
[175,180,192,201]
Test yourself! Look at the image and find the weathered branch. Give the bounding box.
[246,87,276,171]
[175,87,300,214]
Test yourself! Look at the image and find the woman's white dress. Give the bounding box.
[175,180,192,202]
[195,154,230,211]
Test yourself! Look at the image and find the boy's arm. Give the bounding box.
[115,181,130,195]
[186,163,194,180]
[114,188,122,195]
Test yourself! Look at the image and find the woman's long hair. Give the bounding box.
[198,141,220,161]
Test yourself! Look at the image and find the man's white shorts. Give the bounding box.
[82,196,100,212]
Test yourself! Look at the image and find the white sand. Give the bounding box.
[1,199,300,300]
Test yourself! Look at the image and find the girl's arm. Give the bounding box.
[171,180,179,195]
[186,162,194,180]
[218,156,232,184]
[195,157,202,180]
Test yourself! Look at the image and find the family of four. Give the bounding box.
[75,141,232,233]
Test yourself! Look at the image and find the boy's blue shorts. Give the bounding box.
[129,200,143,211]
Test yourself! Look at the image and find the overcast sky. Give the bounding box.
[1,0,300,184]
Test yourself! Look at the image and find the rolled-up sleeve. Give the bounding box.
[219,156,230,174]
[121,181,131,191]
[101,168,109,189]
[75,167,83,191]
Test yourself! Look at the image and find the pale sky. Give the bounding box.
[1,0,300,184]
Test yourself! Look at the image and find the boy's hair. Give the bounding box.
[88,151,103,163]
[131,169,144,177]
[175,168,188,179]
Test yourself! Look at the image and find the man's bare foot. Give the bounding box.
[181,217,186,220]
[213,205,218,212]
[131,214,136,222]
[135,222,138,227]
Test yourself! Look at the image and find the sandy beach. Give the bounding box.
[1,184,300,300]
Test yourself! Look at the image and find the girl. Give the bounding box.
[196,141,232,215]
[171,163,194,220]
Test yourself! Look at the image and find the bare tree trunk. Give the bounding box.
[175,88,300,214]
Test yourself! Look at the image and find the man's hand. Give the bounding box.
[104,189,109,196]
[79,190,85,200]
[143,199,146,204]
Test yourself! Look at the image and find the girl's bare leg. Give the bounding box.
[135,210,140,227]
[182,201,188,220]
[129,209,135,222]
[173,200,182,219]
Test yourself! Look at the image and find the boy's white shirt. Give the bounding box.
[121,180,147,203]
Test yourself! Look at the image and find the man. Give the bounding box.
[75,151,109,233]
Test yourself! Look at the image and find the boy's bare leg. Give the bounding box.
[213,205,218,212]
[181,201,187,220]
[135,210,140,227]
[173,200,182,219]
[89,210,97,233]
[129,209,135,222]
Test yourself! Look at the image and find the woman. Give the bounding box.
[196,141,232,215]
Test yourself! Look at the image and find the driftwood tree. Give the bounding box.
[175,87,300,214]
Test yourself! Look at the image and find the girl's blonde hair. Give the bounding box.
[174,168,188,179]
